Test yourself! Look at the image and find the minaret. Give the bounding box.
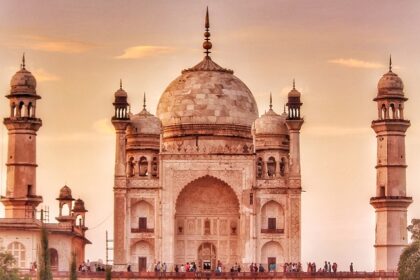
[370,58,412,272]
[0,55,42,219]
[285,80,304,262]
[111,80,130,269]
[285,79,304,187]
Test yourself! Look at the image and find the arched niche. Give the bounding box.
[261,201,285,232]
[130,241,154,272]
[130,200,154,231]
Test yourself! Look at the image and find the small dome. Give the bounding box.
[114,88,127,97]
[10,68,37,95]
[377,70,404,95]
[253,109,288,135]
[73,199,87,212]
[58,185,73,200]
[128,109,162,135]
[288,88,301,98]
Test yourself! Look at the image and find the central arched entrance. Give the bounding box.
[198,242,216,271]
[174,175,240,270]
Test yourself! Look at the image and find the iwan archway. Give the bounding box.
[174,175,240,269]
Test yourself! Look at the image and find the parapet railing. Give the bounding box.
[22,271,399,279]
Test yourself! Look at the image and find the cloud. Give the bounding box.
[6,35,94,54]
[32,68,60,82]
[328,58,384,69]
[92,118,115,134]
[115,45,174,59]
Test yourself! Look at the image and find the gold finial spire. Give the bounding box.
[293,78,296,90]
[389,55,392,72]
[143,92,146,110]
[269,92,273,110]
[21,53,26,70]
[203,6,212,57]
[119,78,122,89]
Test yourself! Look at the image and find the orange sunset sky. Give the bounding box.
[0,0,419,271]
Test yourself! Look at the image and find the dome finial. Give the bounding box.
[119,78,122,89]
[21,53,26,70]
[269,92,273,110]
[389,55,392,72]
[203,6,212,57]
[293,78,296,90]
[143,92,146,110]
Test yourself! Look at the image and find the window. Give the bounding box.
[256,158,263,178]
[139,217,147,229]
[280,158,286,176]
[139,157,148,176]
[7,242,26,268]
[267,157,276,177]
[268,218,276,230]
[204,219,211,235]
[380,186,385,197]
[27,185,32,196]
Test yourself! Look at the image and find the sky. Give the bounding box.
[0,0,419,271]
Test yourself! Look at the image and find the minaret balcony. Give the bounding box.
[370,196,413,209]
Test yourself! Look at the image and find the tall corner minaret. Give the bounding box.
[285,80,304,262]
[111,80,130,269]
[0,55,42,219]
[285,79,304,188]
[370,57,413,272]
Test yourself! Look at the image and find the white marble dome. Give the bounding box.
[128,109,162,135]
[253,109,288,135]
[156,57,259,128]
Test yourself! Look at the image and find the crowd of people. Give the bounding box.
[129,260,355,274]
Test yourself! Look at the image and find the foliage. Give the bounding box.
[0,251,20,280]
[37,226,53,280]
[69,252,77,280]
[398,219,420,280]
[105,265,112,280]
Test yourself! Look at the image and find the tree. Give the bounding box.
[398,219,420,280]
[37,226,53,280]
[69,252,77,280]
[0,251,20,280]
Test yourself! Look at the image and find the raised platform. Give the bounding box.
[23,271,398,279]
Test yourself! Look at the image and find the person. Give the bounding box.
[258,263,264,273]
[237,264,241,273]
[324,261,328,272]
[350,262,354,273]
[127,264,131,272]
[162,262,167,273]
[328,262,331,273]
[175,264,179,273]
[332,262,337,273]
[180,264,185,272]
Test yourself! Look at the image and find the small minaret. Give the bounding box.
[285,80,304,188]
[0,55,42,219]
[111,80,130,268]
[56,185,75,223]
[370,57,412,272]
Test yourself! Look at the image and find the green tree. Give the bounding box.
[0,251,20,280]
[69,252,77,280]
[37,226,53,280]
[398,219,420,280]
